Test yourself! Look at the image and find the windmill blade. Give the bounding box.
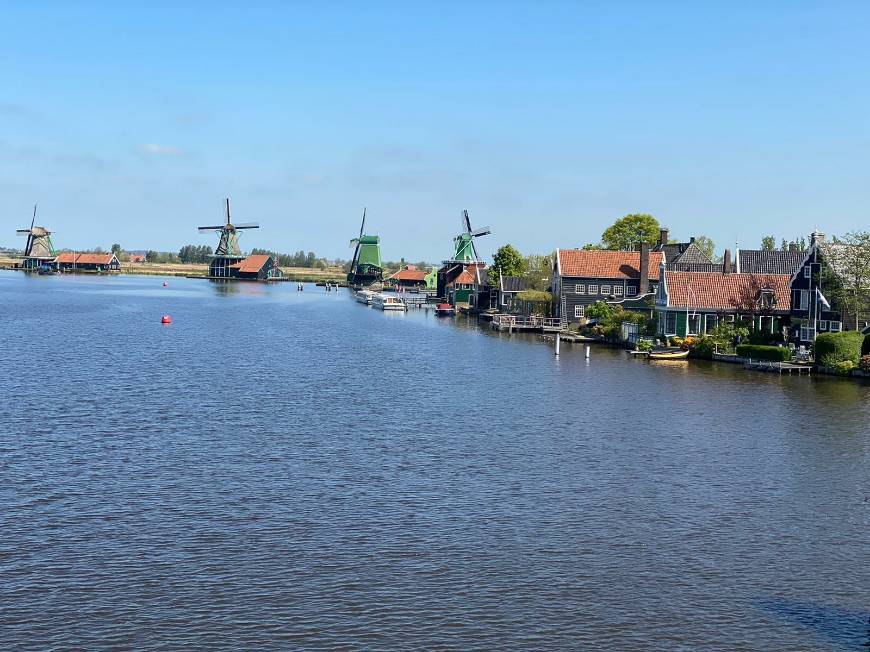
[471,239,481,263]
[31,203,37,230]
[470,226,491,237]
[198,225,226,231]
[233,223,259,229]
[16,229,32,235]
[359,207,366,239]
[225,198,231,224]
[463,209,473,234]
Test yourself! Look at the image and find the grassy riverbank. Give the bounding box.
[0,257,348,283]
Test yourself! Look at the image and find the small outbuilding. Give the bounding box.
[55,252,121,273]
[227,254,283,280]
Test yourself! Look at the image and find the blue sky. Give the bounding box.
[1,1,868,261]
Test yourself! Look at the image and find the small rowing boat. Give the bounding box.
[434,303,455,316]
[648,348,689,360]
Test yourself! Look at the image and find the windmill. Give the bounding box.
[16,204,57,270]
[346,208,383,288]
[449,210,491,266]
[198,198,259,277]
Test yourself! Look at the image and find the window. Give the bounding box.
[613,285,623,296]
[600,285,611,296]
[574,284,585,294]
[588,285,599,295]
[705,314,718,333]
[829,321,842,332]
[800,324,816,341]
[818,320,828,331]
[688,314,700,336]
[626,286,637,296]
[665,312,677,335]
[574,304,584,318]
[804,266,811,278]
[798,290,809,311]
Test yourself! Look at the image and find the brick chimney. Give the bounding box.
[723,248,732,274]
[658,228,669,247]
[639,242,650,294]
[810,231,825,245]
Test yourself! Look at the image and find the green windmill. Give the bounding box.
[347,208,383,287]
[448,210,491,265]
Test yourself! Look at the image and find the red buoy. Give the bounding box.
[161,315,172,324]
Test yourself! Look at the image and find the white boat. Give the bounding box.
[356,289,375,304]
[372,293,407,311]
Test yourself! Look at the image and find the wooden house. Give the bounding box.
[227,254,283,281]
[551,244,664,324]
[55,252,121,273]
[655,262,792,339]
[497,275,528,313]
[389,265,430,290]
[654,229,717,271]
[788,232,870,343]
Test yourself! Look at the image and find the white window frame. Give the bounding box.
[626,285,637,296]
[574,284,585,294]
[613,285,623,296]
[687,313,700,336]
[818,320,828,331]
[600,284,611,296]
[588,284,599,295]
[574,304,584,318]
[829,321,842,332]
[798,290,809,311]
[704,314,718,333]
[800,325,816,341]
[804,266,811,278]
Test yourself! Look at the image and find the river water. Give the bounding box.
[1,271,868,651]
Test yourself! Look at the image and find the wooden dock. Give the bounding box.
[744,360,812,375]
[491,315,565,333]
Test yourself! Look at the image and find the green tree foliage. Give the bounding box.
[488,244,527,285]
[582,243,602,250]
[693,235,716,261]
[735,344,791,362]
[601,214,660,251]
[761,236,776,251]
[821,231,870,330]
[584,300,616,320]
[524,254,552,291]
[250,248,328,268]
[145,250,159,262]
[111,243,122,254]
[178,244,214,264]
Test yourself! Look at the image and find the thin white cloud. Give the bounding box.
[140,143,184,156]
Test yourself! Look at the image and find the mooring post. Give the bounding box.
[555,332,560,356]
[585,344,590,359]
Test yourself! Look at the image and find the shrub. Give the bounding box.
[862,334,870,357]
[736,344,791,362]
[635,339,653,352]
[814,331,864,367]
[690,337,716,359]
[833,360,857,376]
[859,355,870,373]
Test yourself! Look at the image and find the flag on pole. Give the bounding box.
[816,287,830,309]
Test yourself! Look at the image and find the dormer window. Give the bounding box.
[757,288,777,311]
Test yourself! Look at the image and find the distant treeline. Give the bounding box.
[178,245,213,263]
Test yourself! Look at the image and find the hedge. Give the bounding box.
[736,344,791,362]
[814,331,864,367]
[862,333,870,356]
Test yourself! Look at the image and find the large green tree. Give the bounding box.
[822,231,870,330]
[693,235,716,261]
[601,213,660,251]
[761,235,776,251]
[488,244,527,285]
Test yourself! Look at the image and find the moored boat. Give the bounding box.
[648,348,689,360]
[355,289,375,304]
[435,303,455,316]
[372,293,407,311]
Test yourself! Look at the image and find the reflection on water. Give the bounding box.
[1,271,869,651]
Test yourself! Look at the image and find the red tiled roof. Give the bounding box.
[664,271,792,310]
[229,254,271,273]
[390,268,428,281]
[454,269,477,284]
[55,253,116,265]
[558,249,664,280]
